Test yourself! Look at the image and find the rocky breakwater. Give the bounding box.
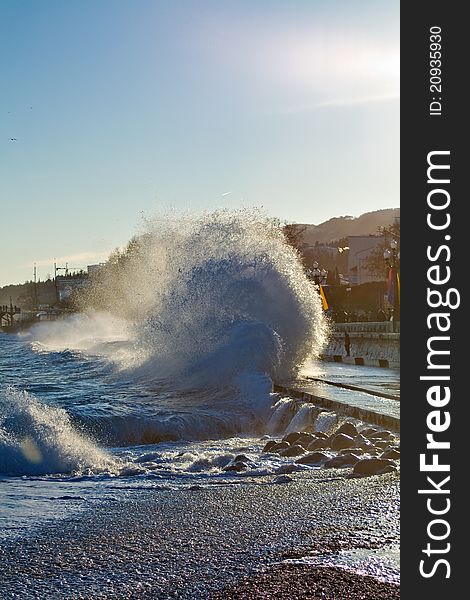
[259,421,400,479]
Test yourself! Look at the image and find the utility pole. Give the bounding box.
[384,240,400,332]
[54,260,58,304]
[33,262,39,310]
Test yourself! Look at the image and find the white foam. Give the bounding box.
[24,312,133,358]
[24,210,329,443]
[0,387,118,476]
[313,411,338,434]
[284,404,320,434]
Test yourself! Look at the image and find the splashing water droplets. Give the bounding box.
[0,387,118,476]
[103,210,330,384]
[3,210,330,474]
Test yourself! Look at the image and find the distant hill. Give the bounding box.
[298,208,400,246]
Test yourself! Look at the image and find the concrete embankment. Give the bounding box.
[274,380,400,432]
[323,322,400,368]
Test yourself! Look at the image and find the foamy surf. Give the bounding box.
[0,381,347,478]
[2,211,333,476]
[0,387,119,476]
[23,312,134,359]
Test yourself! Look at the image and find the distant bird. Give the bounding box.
[9,138,17,141]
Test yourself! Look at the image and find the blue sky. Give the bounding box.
[1,1,399,286]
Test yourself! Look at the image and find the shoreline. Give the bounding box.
[212,564,400,599]
[0,471,399,598]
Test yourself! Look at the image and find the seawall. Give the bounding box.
[323,322,400,368]
[273,382,400,432]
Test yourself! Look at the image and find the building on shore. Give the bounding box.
[347,235,385,286]
[55,264,105,302]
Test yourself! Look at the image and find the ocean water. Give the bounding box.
[1,212,330,538]
[0,213,399,596]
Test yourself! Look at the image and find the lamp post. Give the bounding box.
[310,261,328,286]
[308,261,329,312]
[383,239,400,332]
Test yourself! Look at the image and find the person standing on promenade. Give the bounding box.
[344,331,351,357]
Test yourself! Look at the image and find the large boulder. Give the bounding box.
[275,464,304,475]
[280,444,305,457]
[269,441,290,454]
[262,440,279,453]
[330,433,355,451]
[335,422,359,438]
[223,460,249,472]
[307,439,328,451]
[377,465,397,475]
[233,454,251,463]
[282,432,302,445]
[296,433,317,448]
[353,458,397,476]
[381,449,401,460]
[295,452,328,465]
[324,453,360,469]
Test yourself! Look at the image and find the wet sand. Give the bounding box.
[0,470,399,598]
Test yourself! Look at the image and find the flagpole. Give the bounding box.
[384,240,400,332]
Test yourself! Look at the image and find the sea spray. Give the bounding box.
[24,311,132,354]
[0,387,118,476]
[24,210,329,444]
[83,209,328,378]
